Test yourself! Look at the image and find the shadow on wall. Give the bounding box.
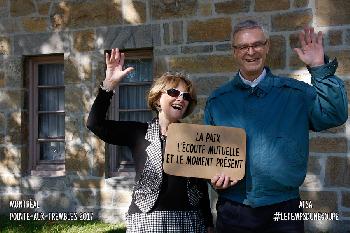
[0,0,150,223]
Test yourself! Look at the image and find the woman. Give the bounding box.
[87,48,213,232]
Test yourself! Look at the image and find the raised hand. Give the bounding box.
[103,48,134,91]
[211,173,238,189]
[294,27,325,67]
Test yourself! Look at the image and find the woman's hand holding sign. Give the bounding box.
[211,173,239,189]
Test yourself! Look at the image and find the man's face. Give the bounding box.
[232,28,269,80]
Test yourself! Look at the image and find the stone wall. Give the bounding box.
[0,0,349,232]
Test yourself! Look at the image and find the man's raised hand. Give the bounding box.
[294,27,325,67]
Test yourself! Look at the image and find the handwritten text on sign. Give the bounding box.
[163,123,246,180]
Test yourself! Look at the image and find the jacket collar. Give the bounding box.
[232,67,274,96]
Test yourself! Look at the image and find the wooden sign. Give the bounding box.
[163,123,246,180]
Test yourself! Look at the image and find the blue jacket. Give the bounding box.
[204,59,348,207]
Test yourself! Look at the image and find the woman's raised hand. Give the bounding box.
[103,48,134,91]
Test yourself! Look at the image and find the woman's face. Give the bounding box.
[157,81,190,123]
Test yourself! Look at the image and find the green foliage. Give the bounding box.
[0,215,126,233]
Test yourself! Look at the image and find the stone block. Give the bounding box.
[0,90,23,110]
[153,57,169,80]
[181,45,213,54]
[8,111,21,130]
[0,146,21,174]
[344,80,350,102]
[0,71,4,87]
[65,55,92,84]
[0,18,21,34]
[36,191,77,212]
[0,175,20,186]
[266,35,286,69]
[320,124,345,134]
[316,0,350,26]
[294,0,309,8]
[327,50,350,75]
[301,174,322,190]
[182,97,206,125]
[346,30,350,45]
[74,190,96,206]
[0,5,10,18]
[98,190,114,207]
[325,156,350,187]
[14,33,68,55]
[300,191,338,212]
[73,30,95,52]
[51,0,123,30]
[169,55,237,73]
[96,208,126,223]
[342,211,350,218]
[328,30,342,46]
[307,156,322,175]
[191,76,230,96]
[123,1,146,24]
[154,47,178,56]
[289,53,305,69]
[187,18,231,43]
[272,9,312,32]
[96,24,160,50]
[22,17,48,33]
[72,179,106,189]
[4,57,23,80]
[215,43,232,52]
[309,137,347,153]
[86,135,106,177]
[65,145,90,175]
[7,112,22,145]
[172,21,183,44]
[115,190,132,206]
[10,0,35,16]
[255,0,289,11]
[0,112,5,132]
[163,23,170,45]
[21,176,69,192]
[0,0,7,8]
[65,86,89,113]
[0,37,10,55]
[65,114,82,141]
[38,2,51,15]
[199,2,212,16]
[4,73,22,89]
[151,0,196,20]
[0,133,4,144]
[0,194,22,213]
[342,191,350,208]
[214,0,250,14]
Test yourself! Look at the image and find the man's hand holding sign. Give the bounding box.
[163,123,246,188]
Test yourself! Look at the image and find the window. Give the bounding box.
[26,55,65,176]
[107,49,153,177]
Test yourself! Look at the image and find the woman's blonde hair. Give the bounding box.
[148,72,197,118]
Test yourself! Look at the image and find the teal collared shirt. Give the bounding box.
[204,59,348,207]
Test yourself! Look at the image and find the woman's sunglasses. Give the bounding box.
[165,88,192,101]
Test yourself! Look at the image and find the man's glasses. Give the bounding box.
[165,88,192,101]
[232,40,268,53]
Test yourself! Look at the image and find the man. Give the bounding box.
[205,20,348,233]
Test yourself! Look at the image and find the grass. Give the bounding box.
[0,215,126,233]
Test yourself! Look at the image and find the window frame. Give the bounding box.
[26,54,65,176]
[107,49,153,178]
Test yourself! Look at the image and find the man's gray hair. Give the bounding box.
[232,20,269,40]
